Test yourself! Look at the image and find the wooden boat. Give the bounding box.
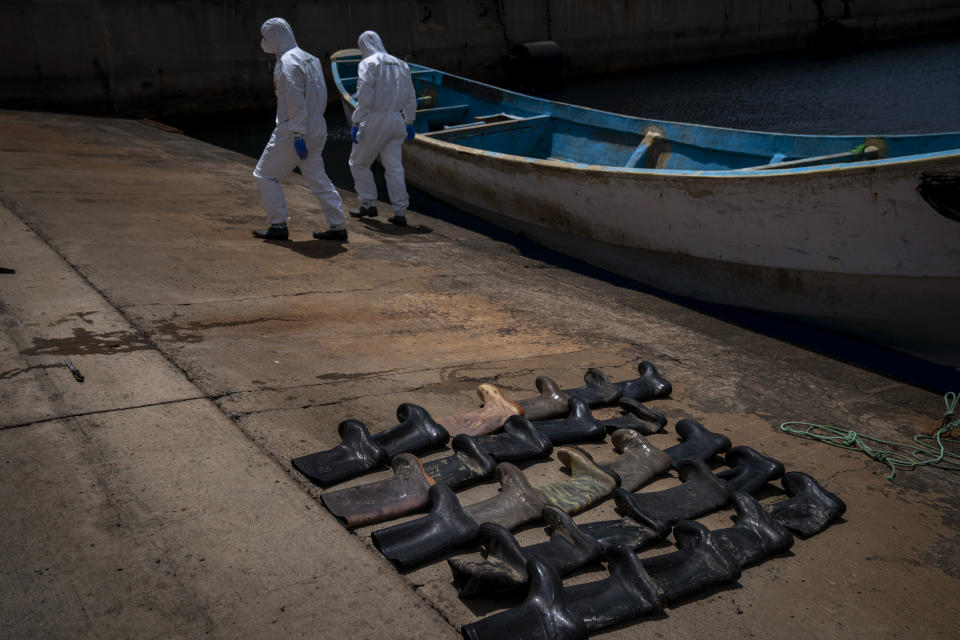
[330,49,960,367]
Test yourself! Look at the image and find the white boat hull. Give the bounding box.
[403,139,960,366]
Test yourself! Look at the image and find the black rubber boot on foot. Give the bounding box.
[349,205,377,218]
[313,228,347,241]
[252,224,288,240]
[388,215,407,226]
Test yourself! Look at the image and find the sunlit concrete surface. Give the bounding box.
[1,110,957,639]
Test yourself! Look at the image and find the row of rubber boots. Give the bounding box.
[289,360,845,640]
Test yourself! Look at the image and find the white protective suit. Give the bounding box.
[349,31,418,216]
[254,18,345,228]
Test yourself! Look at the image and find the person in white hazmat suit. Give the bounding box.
[347,31,418,227]
[252,17,348,241]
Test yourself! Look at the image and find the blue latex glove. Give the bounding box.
[350,126,359,144]
[405,124,416,142]
[294,137,309,160]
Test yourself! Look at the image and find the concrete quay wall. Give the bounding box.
[2,0,959,117]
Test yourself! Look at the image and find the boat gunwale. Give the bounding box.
[329,49,960,179]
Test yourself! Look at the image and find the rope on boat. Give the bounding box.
[780,392,960,480]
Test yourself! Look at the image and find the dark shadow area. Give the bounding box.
[353,217,433,236]
[0,267,15,274]
[262,238,348,259]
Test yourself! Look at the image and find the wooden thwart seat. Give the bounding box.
[741,145,880,171]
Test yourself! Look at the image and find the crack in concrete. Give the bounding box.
[0,395,209,432]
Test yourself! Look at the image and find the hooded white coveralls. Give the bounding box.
[349,31,418,216]
[254,18,345,228]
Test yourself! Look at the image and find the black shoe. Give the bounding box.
[349,206,378,218]
[387,215,407,227]
[253,225,289,240]
[313,228,348,241]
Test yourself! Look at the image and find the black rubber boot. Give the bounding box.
[313,227,347,240]
[766,471,846,537]
[291,419,388,487]
[349,205,377,218]
[613,458,730,537]
[372,402,450,458]
[640,520,742,605]
[613,360,672,402]
[290,403,447,487]
[663,418,732,464]
[716,446,785,494]
[518,376,571,421]
[712,491,795,567]
[473,415,554,463]
[388,215,407,226]
[371,483,480,571]
[562,368,621,407]
[598,397,666,435]
[461,557,589,640]
[565,545,662,632]
[422,434,498,490]
[252,223,288,240]
[530,398,606,445]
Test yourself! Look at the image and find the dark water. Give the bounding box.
[169,37,960,394]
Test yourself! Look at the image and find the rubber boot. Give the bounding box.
[712,491,795,567]
[320,453,435,528]
[290,403,447,488]
[537,447,620,515]
[530,398,606,445]
[449,521,534,595]
[613,458,730,537]
[663,418,732,464]
[438,383,524,437]
[460,558,589,640]
[598,397,666,435]
[562,367,621,407]
[373,402,450,458]
[464,463,549,530]
[371,483,480,571]
[765,471,846,537]
[422,434,498,489]
[603,429,673,492]
[716,446,785,494]
[518,376,572,420]
[613,360,673,402]
[474,415,554,462]
[640,520,741,605]
[252,223,289,240]
[565,545,662,632]
[291,419,388,487]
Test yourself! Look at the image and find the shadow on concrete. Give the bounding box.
[0,267,15,274]
[262,238,348,259]
[354,218,433,236]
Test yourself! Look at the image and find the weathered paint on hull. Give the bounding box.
[403,140,960,366]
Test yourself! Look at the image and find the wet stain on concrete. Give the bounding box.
[314,368,405,381]
[151,316,300,343]
[22,327,151,356]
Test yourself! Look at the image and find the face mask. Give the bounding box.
[260,37,273,54]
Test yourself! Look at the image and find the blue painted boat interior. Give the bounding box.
[332,53,960,173]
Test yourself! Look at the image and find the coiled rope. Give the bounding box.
[780,392,960,481]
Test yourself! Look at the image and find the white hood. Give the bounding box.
[358,30,386,59]
[261,17,297,56]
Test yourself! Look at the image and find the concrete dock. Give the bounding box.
[1,109,957,639]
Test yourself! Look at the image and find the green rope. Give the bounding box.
[780,392,960,481]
